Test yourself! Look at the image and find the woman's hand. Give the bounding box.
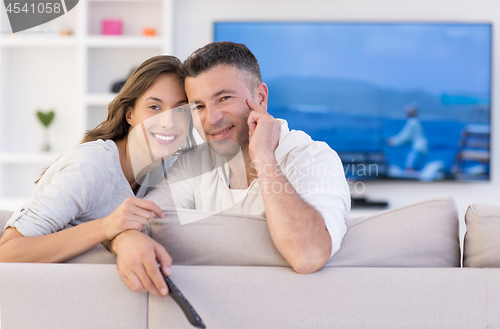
[100,197,163,240]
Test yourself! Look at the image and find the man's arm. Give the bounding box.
[247,98,339,274]
[254,155,333,274]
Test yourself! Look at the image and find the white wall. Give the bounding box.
[173,0,500,221]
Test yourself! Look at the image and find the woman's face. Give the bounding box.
[127,73,190,160]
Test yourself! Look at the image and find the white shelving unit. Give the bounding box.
[0,0,174,210]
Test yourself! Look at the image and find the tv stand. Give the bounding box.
[351,197,389,209]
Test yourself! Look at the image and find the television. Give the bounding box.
[214,22,492,182]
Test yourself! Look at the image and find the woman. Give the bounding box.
[0,55,195,263]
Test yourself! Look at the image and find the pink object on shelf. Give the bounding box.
[102,19,123,35]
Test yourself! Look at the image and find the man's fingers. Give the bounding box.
[144,259,169,297]
[247,110,265,131]
[135,263,165,298]
[125,271,148,293]
[155,242,173,275]
[246,98,267,113]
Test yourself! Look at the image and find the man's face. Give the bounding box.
[185,64,255,157]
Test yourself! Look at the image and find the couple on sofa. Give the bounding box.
[0,42,351,297]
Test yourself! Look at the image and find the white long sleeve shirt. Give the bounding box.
[145,119,351,257]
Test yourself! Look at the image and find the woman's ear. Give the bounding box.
[125,107,133,125]
[256,82,269,108]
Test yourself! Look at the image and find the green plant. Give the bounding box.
[36,110,55,127]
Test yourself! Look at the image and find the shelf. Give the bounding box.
[86,36,162,48]
[85,93,117,106]
[0,152,63,164]
[88,0,162,2]
[0,36,77,47]
[0,0,171,203]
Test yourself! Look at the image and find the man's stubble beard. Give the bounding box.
[205,112,250,159]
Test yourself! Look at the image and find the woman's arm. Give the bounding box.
[0,197,163,263]
[0,221,106,263]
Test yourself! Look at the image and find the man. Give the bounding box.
[108,42,350,298]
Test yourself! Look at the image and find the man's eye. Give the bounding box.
[193,105,205,111]
[220,96,231,101]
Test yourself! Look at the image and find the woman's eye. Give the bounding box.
[149,105,161,111]
[174,106,188,112]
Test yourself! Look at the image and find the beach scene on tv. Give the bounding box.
[215,22,492,181]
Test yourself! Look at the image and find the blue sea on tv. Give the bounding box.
[215,22,492,181]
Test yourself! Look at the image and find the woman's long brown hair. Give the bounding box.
[82,55,196,149]
[36,55,196,183]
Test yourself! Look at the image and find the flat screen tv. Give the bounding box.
[214,22,492,181]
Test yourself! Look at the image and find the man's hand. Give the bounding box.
[109,230,172,298]
[246,98,281,162]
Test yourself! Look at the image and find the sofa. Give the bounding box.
[1,196,499,329]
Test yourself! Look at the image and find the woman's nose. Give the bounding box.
[159,109,175,129]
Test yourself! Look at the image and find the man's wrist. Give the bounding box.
[251,154,278,176]
[108,230,136,255]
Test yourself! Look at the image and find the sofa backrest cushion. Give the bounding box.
[0,209,13,237]
[151,196,460,267]
[327,196,460,267]
[62,223,116,264]
[463,203,500,267]
[151,208,288,266]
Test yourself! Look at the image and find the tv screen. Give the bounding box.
[214,22,492,181]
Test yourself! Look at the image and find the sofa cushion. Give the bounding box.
[151,196,460,267]
[0,209,13,236]
[148,266,494,329]
[150,208,288,266]
[61,223,117,264]
[0,263,148,329]
[463,203,500,267]
[327,196,460,267]
[64,243,117,264]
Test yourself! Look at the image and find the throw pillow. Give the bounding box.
[463,203,500,267]
[326,196,460,267]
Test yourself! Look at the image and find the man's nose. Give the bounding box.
[204,104,224,126]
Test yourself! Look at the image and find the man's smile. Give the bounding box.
[208,125,235,140]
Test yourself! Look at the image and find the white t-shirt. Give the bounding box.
[145,119,351,257]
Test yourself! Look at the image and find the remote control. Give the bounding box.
[160,268,206,328]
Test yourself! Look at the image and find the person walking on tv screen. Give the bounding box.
[386,104,428,171]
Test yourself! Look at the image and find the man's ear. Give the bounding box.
[255,82,269,108]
